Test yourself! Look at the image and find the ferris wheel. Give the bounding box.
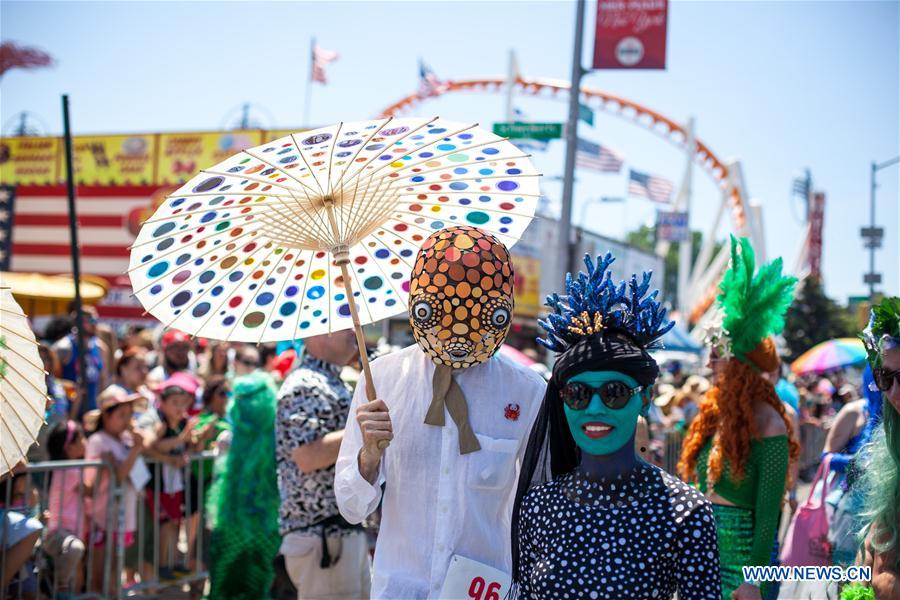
[377,74,789,331]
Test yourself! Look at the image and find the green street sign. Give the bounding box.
[493,122,563,140]
[578,103,594,126]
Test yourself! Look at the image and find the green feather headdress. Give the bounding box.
[705,236,797,363]
[860,296,900,368]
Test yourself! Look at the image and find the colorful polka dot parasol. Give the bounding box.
[128,117,539,398]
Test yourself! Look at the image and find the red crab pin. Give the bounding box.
[504,403,521,421]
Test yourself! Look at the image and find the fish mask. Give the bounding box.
[409,225,514,369]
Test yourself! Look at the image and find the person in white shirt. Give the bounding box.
[335,226,546,599]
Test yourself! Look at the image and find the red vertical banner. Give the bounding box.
[808,192,825,281]
[593,0,668,70]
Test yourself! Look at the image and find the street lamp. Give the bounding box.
[579,196,626,228]
[864,156,900,299]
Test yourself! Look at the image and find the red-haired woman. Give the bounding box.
[678,237,800,600]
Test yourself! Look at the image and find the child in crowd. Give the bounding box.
[83,388,145,594]
[1,468,43,592]
[45,420,89,597]
[149,373,201,579]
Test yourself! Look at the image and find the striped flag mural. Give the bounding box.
[627,169,674,203]
[10,185,169,320]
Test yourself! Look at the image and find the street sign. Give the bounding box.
[578,103,594,126]
[655,211,689,242]
[493,122,563,140]
[864,273,882,285]
[860,226,884,239]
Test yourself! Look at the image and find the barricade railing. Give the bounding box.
[1,451,216,600]
[662,428,684,475]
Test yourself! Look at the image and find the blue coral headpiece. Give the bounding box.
[538,253,674,353]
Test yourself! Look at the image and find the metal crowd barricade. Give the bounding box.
[2,458,117,599]
[1,451,215,600]
[799,421,827,481]
[126,450,215,598]
[662,428,684,475]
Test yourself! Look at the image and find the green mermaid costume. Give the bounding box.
[207,373,281,599]
[697,436,789,599]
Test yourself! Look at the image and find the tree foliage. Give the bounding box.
[783,278,857,361]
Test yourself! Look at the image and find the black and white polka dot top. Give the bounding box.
[516,461,721,599]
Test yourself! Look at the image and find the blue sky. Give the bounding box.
[2,0,898,302]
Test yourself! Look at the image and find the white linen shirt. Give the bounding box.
[335,344,546,599]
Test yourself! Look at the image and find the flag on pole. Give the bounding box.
[628,169,674,203]
[575,138,623,172]
[311,43,338,84]
[418,59,446,98]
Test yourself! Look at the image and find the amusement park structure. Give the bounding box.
[377,74,819,332]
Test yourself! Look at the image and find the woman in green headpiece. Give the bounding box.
[207,372,281,599]
[678,237,801,600]
[854,297,900,599]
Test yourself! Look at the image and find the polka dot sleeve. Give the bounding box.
[676,500,722,599]
[751,436,789,567]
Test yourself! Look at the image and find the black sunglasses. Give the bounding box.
[873,367,900,392]
[560,380,645,411]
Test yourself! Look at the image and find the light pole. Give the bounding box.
[864,156,900,299]
[579,196,625,227]
[559,0,586,282]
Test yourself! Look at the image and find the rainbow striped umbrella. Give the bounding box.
[791,338,866,375]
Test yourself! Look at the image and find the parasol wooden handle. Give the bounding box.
[323,198,390,451]
[336,260,390,451]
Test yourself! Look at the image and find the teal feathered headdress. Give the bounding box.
[861,296,900,368]
[705,236,797,365]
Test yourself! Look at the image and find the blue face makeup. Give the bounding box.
[563,370,647,456]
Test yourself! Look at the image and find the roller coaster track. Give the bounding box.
[379,77,750,324]
[378,76,746,230]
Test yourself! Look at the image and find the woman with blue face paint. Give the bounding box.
[509,253,721,600]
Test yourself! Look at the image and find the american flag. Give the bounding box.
[9,185,161,320]
[628,169,674,203]
[311,43,338,84]
[0,185,15,271]
[575,138,623,173]
[418,59,446,98]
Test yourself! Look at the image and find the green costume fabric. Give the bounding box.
[697,435,788,593]
[192,410,231,483]
[710,504,755,599]
[207,373,280,600]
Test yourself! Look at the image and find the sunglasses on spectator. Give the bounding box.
[873,367,900,392]
[559,380,646,411]
[237,357,258,366]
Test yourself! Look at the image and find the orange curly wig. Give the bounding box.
[678,356,799,489]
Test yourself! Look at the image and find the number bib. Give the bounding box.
[439,554,510,600]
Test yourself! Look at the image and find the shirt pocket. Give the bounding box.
[466,433,519,491]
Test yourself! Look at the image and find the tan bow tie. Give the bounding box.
[423,364,481,454]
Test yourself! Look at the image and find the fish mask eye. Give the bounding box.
[412,300,434,323]
[491,306,510,328]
